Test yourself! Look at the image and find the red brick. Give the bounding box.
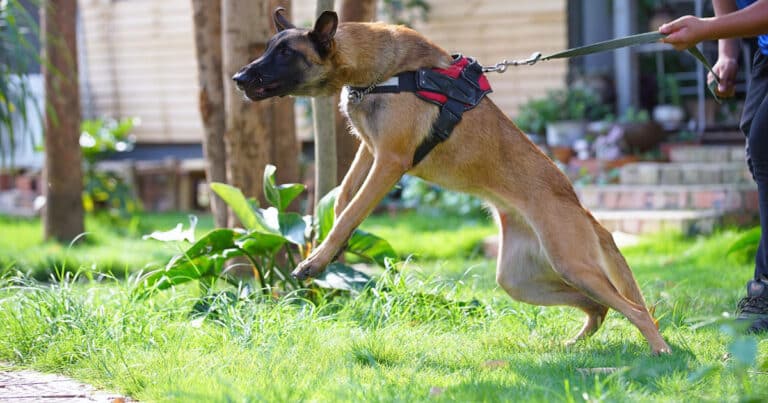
[617,191,644,209]
[601,191,621,209]
[691,190,727,210]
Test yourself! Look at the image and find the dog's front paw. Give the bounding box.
[291,258,327,281]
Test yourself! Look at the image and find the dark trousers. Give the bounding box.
[742,48,768,280]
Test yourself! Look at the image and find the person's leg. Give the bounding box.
[738,51,768,332]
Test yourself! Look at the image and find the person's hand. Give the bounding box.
[659,15,712,50]
[709,57,739,98]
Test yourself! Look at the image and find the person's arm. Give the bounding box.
[712,0,741,97]
[713,0,742,58]
[660,0,751,97]
[660,0,768,50]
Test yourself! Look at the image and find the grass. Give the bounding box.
[1,211,768,401]
[0,213,213,280]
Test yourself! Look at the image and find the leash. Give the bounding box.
[483,31,722,103]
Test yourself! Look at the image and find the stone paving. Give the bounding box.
[0,364,130,402]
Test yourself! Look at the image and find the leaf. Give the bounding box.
[262,164,306,212]
[260,207,281,233]
[263,165,281,210]
[727,227,761,256]
[134,229,242,295]
[277,183,306,211]
[184,228,240,259]
[347,229,397,267]
[211,182,260,230]
[236,232,286,256]
[143,215,198,243]
[313,262,373,292]
[728,336,758,367]
[211,182,276,233]
[316,186,341,242]
[277,211,308,246]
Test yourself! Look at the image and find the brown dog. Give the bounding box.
[232,8,671,354]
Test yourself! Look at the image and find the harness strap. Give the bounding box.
[348,55,492,166]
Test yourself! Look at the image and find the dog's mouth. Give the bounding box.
[241,81,286,101]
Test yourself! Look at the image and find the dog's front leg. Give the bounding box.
[334,144,374,217]
[293,152,408,280]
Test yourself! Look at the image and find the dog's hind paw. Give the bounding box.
[652,345,673,355]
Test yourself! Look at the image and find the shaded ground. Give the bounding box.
[0,364,130,402]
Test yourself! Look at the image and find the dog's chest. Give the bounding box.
[338,87,390,144]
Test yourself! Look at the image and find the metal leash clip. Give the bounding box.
[348,89,364,104]
[482,52,542,73]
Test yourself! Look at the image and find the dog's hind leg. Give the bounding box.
[527,207,671,354]
[494,209,609,345]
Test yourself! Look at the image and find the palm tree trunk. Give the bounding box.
[41,0,85,243]
[311,0,337,209]
[191,0,228,228]
[335,0,376,184]
[222,0,298,224]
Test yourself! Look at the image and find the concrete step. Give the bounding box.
[619,161,752,185]
[576,183,758,212]
[666,144,744,163]
[590,209,757,235]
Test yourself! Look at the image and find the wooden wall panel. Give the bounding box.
[79,0,203,143]
[78,0,567,143]
[293,0,568,118]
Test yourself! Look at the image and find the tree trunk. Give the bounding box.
[312,0,337,209]
[222,0,298,224]
[335,0,376,184]
[191,0,228,228]
[41,0,85,243]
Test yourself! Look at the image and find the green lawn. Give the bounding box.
[0,213,214,280]
[1,212,767,401]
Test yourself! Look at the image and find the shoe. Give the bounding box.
[736,279,768,333]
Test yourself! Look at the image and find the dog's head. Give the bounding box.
[232,7,339,101]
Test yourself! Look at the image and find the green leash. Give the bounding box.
[484,31,722,103]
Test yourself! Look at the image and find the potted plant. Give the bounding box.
[517,88,609,150]
[653,75,685,129]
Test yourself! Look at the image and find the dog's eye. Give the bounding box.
[279,46,292,57]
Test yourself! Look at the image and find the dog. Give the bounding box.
[232,8,672,355]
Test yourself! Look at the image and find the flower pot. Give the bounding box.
[652,104,685,130]
[550,146,574,164]
[619,121,666,153]
[546,120,587,147]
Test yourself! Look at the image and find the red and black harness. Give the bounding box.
[347,54,492,166]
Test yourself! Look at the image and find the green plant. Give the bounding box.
[618,106,650,123]
[381,0,430,26]
[135,165,397,298]
[80,117,140,218]
[728,226,760,264]
[399,175,486,219]
[658,75,681,106]
[0,0,41,167]
[516,88,609,135]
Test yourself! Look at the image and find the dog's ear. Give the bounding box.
[273,7,294,32]
[309,11,338,56]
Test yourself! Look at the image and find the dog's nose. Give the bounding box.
[232,72,247,88]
